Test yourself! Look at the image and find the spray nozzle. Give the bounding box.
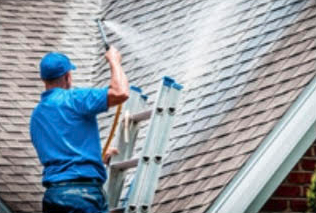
[96,18,110,51]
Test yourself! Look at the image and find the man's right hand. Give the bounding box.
[106,46,129,107]
[105,46,122,65]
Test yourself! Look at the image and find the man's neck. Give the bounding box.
[45,84,66,91]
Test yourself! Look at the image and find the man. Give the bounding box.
[30,46,129,213]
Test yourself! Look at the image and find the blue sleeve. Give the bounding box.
[72,87,109,116]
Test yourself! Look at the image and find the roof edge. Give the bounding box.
[207,74,316,213]
[246,119,316,212]
[0,198,12,213]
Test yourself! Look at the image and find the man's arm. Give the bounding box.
[106,46,129,107]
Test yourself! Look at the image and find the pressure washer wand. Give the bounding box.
[96,18,123,160]
[96,18,110,51]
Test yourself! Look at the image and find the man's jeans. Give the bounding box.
[43,182,109,213]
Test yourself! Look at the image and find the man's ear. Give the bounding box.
[65,72,72,88]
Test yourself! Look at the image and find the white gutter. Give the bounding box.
[207,74,316,213]
[0,199,12,213]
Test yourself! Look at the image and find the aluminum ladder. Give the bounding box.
[106,76,183,213]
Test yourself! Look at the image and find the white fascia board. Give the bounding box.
[246,121,316,213]
[207,75,316,213]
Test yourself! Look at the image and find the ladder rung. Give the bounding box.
[110,207,125,213]
[129,110,152,122]
[111,158,139,170]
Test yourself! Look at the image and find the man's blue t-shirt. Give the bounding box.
[30,87,109,185]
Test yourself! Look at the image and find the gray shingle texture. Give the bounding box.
[99,0,316,212]
[0,0,103,212]
[0,0,315,212]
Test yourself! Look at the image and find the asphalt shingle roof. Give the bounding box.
[0,0,315,213]
[100,0,316,212]
[0,0,102,212]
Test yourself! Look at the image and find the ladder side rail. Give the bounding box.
[138,77,175,158]
[139,84,183,211]
[154,83,183,159]
[133,90,169,213]
[126,96,147,160]
[106,89,139,208]
[124,89,166,212]
[125,77,175,213]
[109,89,138,163]
[120,92,148,208]
[106,88,146,208]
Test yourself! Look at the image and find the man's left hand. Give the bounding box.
[103,147,119,165]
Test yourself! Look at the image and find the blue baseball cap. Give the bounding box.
[40,52,76,80]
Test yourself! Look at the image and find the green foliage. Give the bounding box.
[307,172,316,213]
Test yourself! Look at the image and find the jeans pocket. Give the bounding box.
[98,186,109,212]
[44,185,108,213]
